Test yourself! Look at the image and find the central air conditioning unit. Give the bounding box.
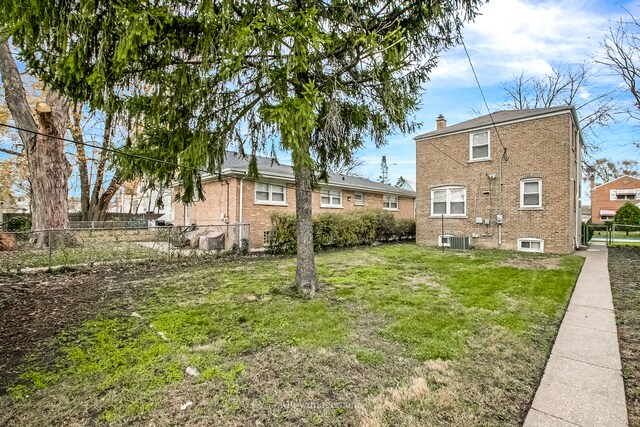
[449,236,472,250]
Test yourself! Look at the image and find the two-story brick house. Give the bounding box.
[173,152,416,249]
[415,106,582,254]
[590,175,640,223]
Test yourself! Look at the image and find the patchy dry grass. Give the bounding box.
[0,244,583,426]
[609,246,640,426]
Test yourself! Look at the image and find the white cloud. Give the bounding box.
[429,0,619,87]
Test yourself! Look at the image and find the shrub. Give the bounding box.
[583,219,595,243]
[614,202,640,235]
[375,210,396,241]
[395,218,417,239]
[268,209,416,254]
[7,216,31,232]
[269,213,298,254]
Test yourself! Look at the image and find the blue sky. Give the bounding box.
[2,0,638,203]
[338,0,640,186]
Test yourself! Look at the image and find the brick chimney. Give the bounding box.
[590,174,595,190]
[436,114,446,130]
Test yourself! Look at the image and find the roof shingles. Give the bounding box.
[216,152,416,197]
[415,106,574,139]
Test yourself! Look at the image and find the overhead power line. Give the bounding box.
[0,121,205,173]
[461,39,508,156]
[0,121,411,195]
[424,139,468,167]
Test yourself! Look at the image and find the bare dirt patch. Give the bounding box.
[0,258,250,393]
[609,246,640,426]
[500,256,561,270]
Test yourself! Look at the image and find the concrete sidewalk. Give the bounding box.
[524,247,628,427]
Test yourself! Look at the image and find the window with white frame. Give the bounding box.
[520,178,542,208]
[518,238,544,253]
[354,192,364,205]
[438,235,454,247]
[614,189,637,200]
[431,186,466,216]
[469,130,490,161]
[383,195,398,210]
[320,188,342,207]
[255,182,286,204]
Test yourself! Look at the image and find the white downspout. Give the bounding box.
[239,178,244,244]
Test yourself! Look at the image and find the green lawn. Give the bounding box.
[0,244,583,426]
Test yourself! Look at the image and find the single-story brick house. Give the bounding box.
[590,175,640,223]
[172,152,416,249]
[414,106,582,254]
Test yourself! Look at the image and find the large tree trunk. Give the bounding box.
[0,41,71,247]
[29,93,71,244]
[294,166,317,298]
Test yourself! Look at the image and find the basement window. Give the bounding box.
[518,238,544,253]
[438,235,454,247]
[263,230,272,247]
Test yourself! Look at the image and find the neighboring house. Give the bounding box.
[68,196,81,213]
[172,152,416,249]
[415,107,582,254]
[590,175,640,224]
[109,181,172,220]
[398,180,416,191]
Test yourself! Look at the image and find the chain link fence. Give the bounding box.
[584,222,640,246]
[68,220,153,229]
[0,224,250,272]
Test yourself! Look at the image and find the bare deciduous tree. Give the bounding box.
[68,106,122,221]
[598,8,640,122]
[328,157,365,176]
[587,158,638,185]
[498,63,617,138]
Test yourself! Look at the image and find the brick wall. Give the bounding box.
[175,178,415,249]
[172,180,232,226]
[416,112,580,254]
[590,176,640,224]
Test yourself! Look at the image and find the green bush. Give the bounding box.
[7,216,31,232]
[614,202,640,235]
[584,219,595,243]
[269,209,416,254]
[269,212,298,253]
[395,218,417,239]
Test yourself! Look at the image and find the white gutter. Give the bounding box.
[200,169,415,197]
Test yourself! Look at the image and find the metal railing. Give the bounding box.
[0,224,250,272]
